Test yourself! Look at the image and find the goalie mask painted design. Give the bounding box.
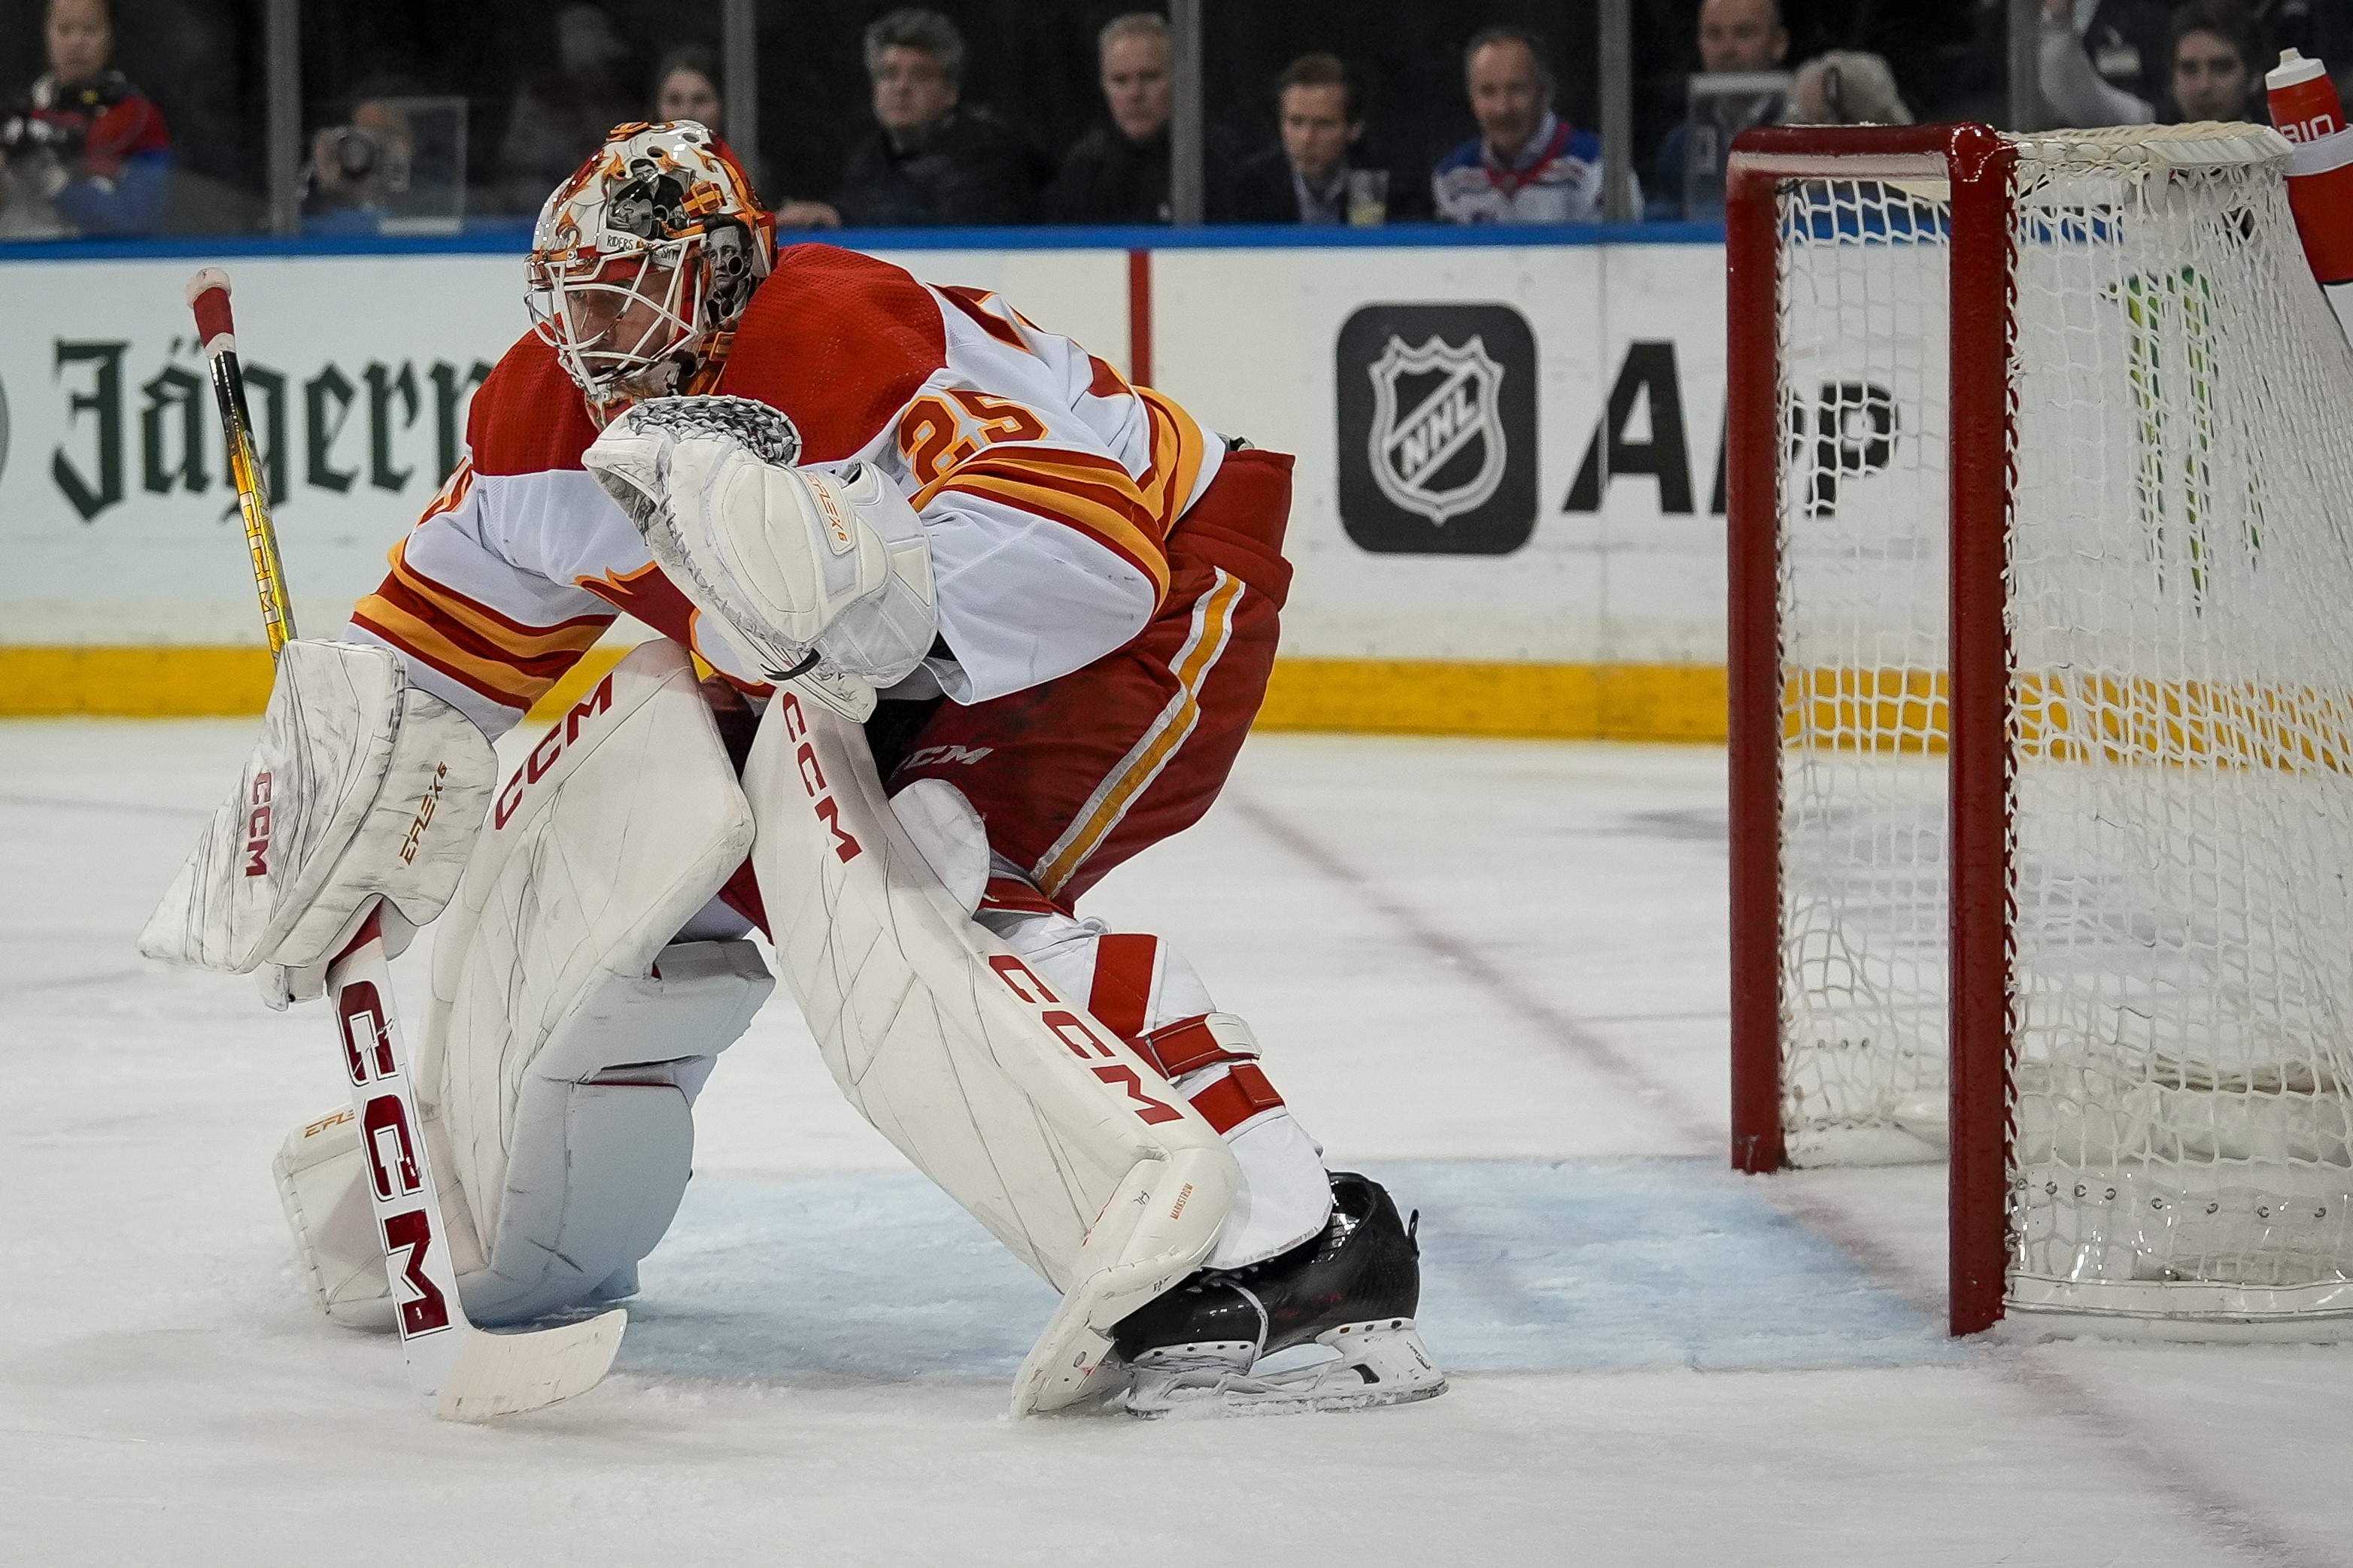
[526,120,775,420]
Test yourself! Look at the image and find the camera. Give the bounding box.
[322,124,408,188]
[0,113,74,159]
[305,96,465,232]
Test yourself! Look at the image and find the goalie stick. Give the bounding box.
[187,267,624,1421]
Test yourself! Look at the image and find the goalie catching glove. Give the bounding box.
[138,640,496,1006]
[583,395,939,713]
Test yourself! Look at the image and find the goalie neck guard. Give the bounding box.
[526,120,775,423]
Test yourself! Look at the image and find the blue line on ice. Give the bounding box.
[618,1158,1966,1385]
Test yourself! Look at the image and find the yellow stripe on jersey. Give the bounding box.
[1138,387,1210,532]
[383,540,612,660]
[1030,568,1246,896]
[922,447,1173,602]
[352,540,612,711]
[351,595,547,709]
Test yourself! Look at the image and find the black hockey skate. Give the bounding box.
[1107,1172,1446,1416]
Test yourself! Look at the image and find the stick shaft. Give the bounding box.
[208,350,298,654]
[188,269,297,654]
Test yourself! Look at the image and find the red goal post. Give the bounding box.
[1726,122,2353,1339]
[1726,124,2016,1335]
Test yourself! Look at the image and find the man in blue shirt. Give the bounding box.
[1650,0,1788,221]
[1432,26,1630,224]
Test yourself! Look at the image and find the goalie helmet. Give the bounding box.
[526,120,775,421]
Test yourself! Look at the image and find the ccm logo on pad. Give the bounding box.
[493,672,617,829]
[242,771,274,877]
[988,954,1183,1126]
[778,692,862,864]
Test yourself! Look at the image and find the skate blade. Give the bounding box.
[1119,1321,1447,1418]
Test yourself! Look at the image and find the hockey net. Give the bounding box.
[1728,123,2353,1332]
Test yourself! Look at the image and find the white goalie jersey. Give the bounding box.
[346,242,1223,738]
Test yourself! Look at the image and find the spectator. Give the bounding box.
[2039,0,2263,123]
[1044,12,1231,223]
[2168,3,2264,119]
[1433,25,1632,224]
[496,5,639,213]
[1783,50,1916,123]
[653,46,723,126]
[648,45,838,229]
[304,75,423,229]
[1228,53,1423,224]
[0,0,171,238]
[1650,0,1789,220]
[2037,0,2176,126]
[830,8,1045,226]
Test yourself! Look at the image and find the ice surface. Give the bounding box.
[5,722,2351,1566]
[624,1160,1962,1385]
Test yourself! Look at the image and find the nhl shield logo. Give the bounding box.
[1336,303,1537,555]
[1366,335,1508,525]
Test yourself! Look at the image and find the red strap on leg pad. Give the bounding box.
[1085,932,1161,1044]
[979,875,1066,917]
[1187,1062,1285,1136]
[1133,1011,1260,1079]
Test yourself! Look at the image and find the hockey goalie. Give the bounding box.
[140,121,1444,1417]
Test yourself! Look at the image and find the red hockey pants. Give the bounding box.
[888,446,1294,910]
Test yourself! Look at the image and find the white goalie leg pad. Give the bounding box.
[275,1104,408,1331]
[430,640,769,1323]
[279,639,771,1328]
[455,939,770,1323]
[979,907,1334,1271]
[745,690,1240,1415]
[275,939,764,1330]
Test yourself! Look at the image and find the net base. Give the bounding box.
[2003,1286,2353,1340]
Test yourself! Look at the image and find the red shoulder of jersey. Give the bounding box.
[466,332,600,476]
[716,244,948,463]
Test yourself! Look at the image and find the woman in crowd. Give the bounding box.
[0,0,172,237]
[652,44,724,126]
[648,43,839,229]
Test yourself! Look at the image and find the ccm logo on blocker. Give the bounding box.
[243,771,275,877]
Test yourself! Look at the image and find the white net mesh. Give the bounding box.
[1774,126,2353,1322]
[1778,174,1955,1167]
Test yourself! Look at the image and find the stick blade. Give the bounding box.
[430,1309,627,1424]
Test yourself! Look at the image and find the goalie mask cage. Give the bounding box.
[1726,123,2353,1337]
